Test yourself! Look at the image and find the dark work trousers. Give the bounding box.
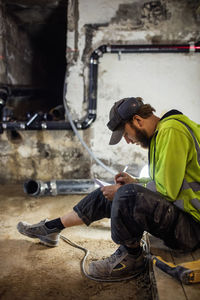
[73,184,200,251]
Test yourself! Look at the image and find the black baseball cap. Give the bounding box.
[107,97,143,145]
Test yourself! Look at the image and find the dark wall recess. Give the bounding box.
[0,0,67,122]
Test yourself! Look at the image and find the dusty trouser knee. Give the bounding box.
[111,184,143,245]
[73,188,112,226]
[111,184,200,251]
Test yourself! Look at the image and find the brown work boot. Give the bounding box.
[88,245,146,280]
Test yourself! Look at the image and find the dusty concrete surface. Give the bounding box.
[0,185,152,300]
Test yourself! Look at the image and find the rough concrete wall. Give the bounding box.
[0,1,7,83]
[0,130,91,183]
[0,0,200,183]
[0,0,33,84]
[0,0,92,183]
[66,0,200,178]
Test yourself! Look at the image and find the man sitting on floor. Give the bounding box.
[17,97,200,280]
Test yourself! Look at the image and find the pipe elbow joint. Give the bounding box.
[81,113,96,129]
[91,45,107,61]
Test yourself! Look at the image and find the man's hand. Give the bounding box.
[101,184,121,201]
[115,172,138,185]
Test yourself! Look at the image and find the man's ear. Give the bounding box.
[132,115,144,129]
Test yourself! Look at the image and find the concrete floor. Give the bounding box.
[0,185,152,300]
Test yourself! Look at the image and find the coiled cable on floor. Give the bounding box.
[60,234,149,282]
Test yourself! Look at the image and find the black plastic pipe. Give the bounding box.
[106,43,200,53]
[1,42,199,131]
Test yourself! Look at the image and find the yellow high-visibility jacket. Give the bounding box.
[148,110,200,222]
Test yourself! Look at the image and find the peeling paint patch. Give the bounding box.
[82,24,98,63]
[141,1,171,26]
[110,1,171,29]
[111,1,143,28]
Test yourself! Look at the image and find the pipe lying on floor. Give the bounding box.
[23,179,99,196]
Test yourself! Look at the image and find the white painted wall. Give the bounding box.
[91,52,200,176]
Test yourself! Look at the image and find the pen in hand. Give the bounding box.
[122,165,128,173]
[115,165,128,185]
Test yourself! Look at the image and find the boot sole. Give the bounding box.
[89,264,147,281]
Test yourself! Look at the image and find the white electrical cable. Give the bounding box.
[60,234,149,282]
[63,84,116,176]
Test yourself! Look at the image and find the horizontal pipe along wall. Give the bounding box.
[0,42,199,132]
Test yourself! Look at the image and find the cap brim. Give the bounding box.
[109,127,124,145]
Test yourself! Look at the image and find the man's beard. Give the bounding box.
[130,123,150,149]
